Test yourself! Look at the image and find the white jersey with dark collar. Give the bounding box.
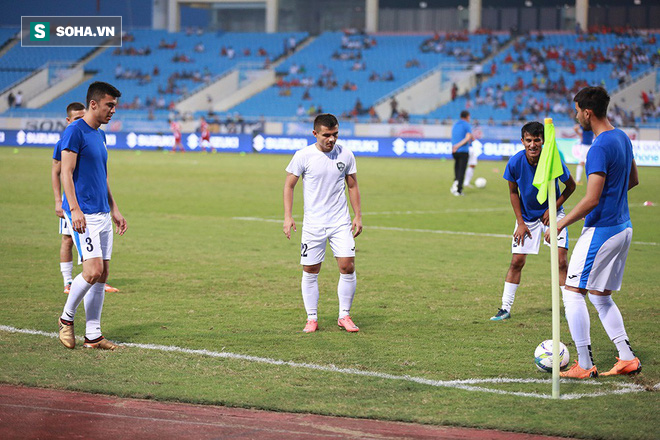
[286,143,357,228]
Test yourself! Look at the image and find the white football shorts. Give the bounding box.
[578,143,591,162]
[64,212,113,264]
[511,210,568,254]
[59,217,71,236]
[566,221,632,292]
[468,144,479,167]
[300,223,356,266]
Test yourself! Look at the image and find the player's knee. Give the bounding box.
[62,235,73,246]
[339,260,355,274]
[83,263,104,283]
[510,255,526,271]
[303,263,322,275]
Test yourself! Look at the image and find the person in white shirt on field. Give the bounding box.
[283,113,363,333]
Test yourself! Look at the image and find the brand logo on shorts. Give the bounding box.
[568,274,578,279]
[336,162,345,172]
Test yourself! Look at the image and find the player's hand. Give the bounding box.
[55,201,64,219]
[71,208,86,233]
[544,221,564,244]
[352,217,363,238]
[542,209,550,226]
[513,223,532,246]
[112,210,128,236]
[283,217,296,240]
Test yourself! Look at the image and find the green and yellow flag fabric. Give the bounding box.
[532,118,564,204]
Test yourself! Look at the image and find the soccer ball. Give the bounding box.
[534,340,570,372]
[475,177,487,188]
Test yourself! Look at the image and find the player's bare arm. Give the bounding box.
[545,172,605,244]
[107,180,127,236]
[508,181,531,246]
[628,159,639,190]
[542,175,576,226]
[61,149,86,233]
[283,173,299,240]
[346,173,362,238]
[51,159,64,218]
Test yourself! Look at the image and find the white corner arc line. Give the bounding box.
[1,325,652,400]
[231,217,657,246]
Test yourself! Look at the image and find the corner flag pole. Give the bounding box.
[533,118,563,399]
[547,160,561,400]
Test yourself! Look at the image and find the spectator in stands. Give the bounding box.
[296,104,305,117]
[14,91,22,108]
[405,58,421,68]
[351,60,365,71]
[369,72,380,82]
[389,97,398,119]
[383,71,395,81]
[115,63,123,79]
[7,92,15,108]
[194,42,205,53]
[451,83,458,101]
[302,89,312,100]
[227,46,235,59]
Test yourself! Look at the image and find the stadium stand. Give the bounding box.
[228,31,509,121]
[2,29,306,118]
[418,30,660,125]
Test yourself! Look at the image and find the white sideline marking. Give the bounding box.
[1,325,652,401]
[233,217,658,246]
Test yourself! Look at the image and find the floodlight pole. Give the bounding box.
[547,175,561,399]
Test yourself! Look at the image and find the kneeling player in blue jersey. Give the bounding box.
[491,121,576,321]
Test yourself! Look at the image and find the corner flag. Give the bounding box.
[532,120,564,204]
[533,118,563,399]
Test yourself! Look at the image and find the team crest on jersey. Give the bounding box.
[336,162,345,172]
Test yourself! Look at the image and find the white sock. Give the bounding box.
[588,293,634,360]
[562,287,593,369]
[60,261,73,285]
[464,167,475,186]
[301,272,319,321]
[61,274,93,322]
[84,283,106,340]
[576,164,584,182]
[337,272,356,319]
[501,282,518,312]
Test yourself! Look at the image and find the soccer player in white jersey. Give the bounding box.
[545,86,640,378]
[58,81,127,350]
[283,113,363,333]
[490,121,575,321]
[52,102,120,295]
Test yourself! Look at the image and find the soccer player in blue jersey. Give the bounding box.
[52,102,85,293]
[58,81,127,351]
[52,102,121,295]
[546,86,640,379]
[490,121,576,321]
[450,110,473,196]
[574,123,594,184]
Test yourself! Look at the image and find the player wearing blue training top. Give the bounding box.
[51,102,86,293]
[574,124,594,184]
[546,86,640,379]
[52,102,121,295]
[490,121,576,321]
[450,110,473,196]
[58,81,127,351]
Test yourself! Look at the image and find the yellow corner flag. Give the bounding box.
[532,118,564,204]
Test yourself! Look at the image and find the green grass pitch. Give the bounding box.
[0,147,658,439]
